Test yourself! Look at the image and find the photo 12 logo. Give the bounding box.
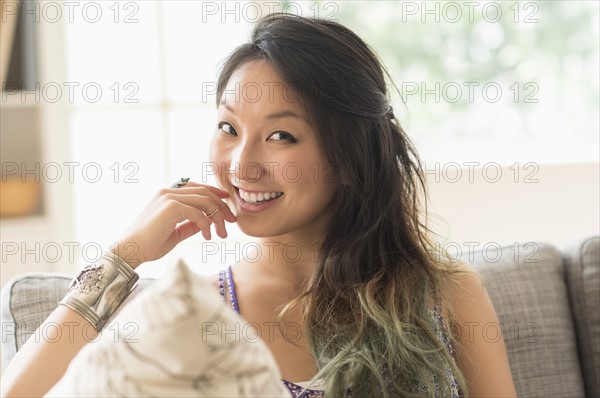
[1,162,140,184]
[199,1,340,23]
[399,1,540,24]
[1,1,140,24]
[1,321,140,345]
[401,81,539,104]
[429,241,540,264]
[1,241,139,264]
[200,161,337,184]
[2,82,139,104]
[422,162,540,184]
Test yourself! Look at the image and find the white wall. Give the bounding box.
[425,162,599,254]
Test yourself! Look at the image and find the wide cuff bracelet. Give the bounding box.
[59,251,139,331]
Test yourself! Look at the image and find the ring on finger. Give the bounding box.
[205,206,220,218]
[171,177,190,189]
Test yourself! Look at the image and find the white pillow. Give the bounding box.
[45,259,292,398]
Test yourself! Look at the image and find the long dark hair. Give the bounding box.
[216,13,475,398]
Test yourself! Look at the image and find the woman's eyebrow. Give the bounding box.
[218,101,236,113]
[219,101,306,121]
[265,110,304,121]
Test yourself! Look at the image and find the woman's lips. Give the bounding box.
[234,187,283,213]
[237,187,283,202]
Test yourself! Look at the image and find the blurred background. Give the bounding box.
[1,0,598,285]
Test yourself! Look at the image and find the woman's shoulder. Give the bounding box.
[441,268,484,315]
[422,266,483,338]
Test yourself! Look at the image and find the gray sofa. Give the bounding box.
[2,236,598,398]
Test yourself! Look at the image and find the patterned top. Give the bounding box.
[218,266,460,398]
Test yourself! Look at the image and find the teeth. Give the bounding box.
[239,188,282,203]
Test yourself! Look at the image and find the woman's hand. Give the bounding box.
[111,181,237,268]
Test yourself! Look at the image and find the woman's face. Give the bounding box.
[209,60,337,240]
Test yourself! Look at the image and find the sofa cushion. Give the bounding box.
[45,259,291,397]
[563,235,600,398]
[464,242,586,398]
[0,272,153,367]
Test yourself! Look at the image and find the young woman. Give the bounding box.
[2,13,518,398]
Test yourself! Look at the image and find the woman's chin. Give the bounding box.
[235,218,282,239]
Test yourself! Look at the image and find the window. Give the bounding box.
[335,1,599,165]
[66,1,252,277]
[64,1,599,277]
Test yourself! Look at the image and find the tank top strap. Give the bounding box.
[217,268,227,303]
[432,284,442,315]
[430,283,457,360]
[218,265,240,314]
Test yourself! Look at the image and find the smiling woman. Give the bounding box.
[1,12,517,398]
[210,60,336,240]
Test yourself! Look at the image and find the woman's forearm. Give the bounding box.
[1,305,97,398]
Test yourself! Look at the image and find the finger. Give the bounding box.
[204,199,236,224]
[206,205,228,239]
[163,191,236,224]
[208,200,236,224]
[177,202,230,241]
[176,203,213,240]
[220,204,237,223]
[165,220,209,248]
[173,182,230,198]
[174,220,203,242]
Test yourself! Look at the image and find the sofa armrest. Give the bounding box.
[465,241,587,398]
[1,273,154,367]
[562,235,600,398]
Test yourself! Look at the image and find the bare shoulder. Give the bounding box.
[431,268,484,322]
[452,270,487,307]
[444,269,494,337]
[446,269,519,397]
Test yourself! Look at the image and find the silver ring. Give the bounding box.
[205,206,220,218]
[171,177,190,189]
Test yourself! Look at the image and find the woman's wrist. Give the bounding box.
[109,241,144,270]
[59,250,140,331]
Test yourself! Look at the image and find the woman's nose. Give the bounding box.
[228,140,265,184]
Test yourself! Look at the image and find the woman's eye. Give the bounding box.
[218,122,237,136]
[268,131,297,143]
